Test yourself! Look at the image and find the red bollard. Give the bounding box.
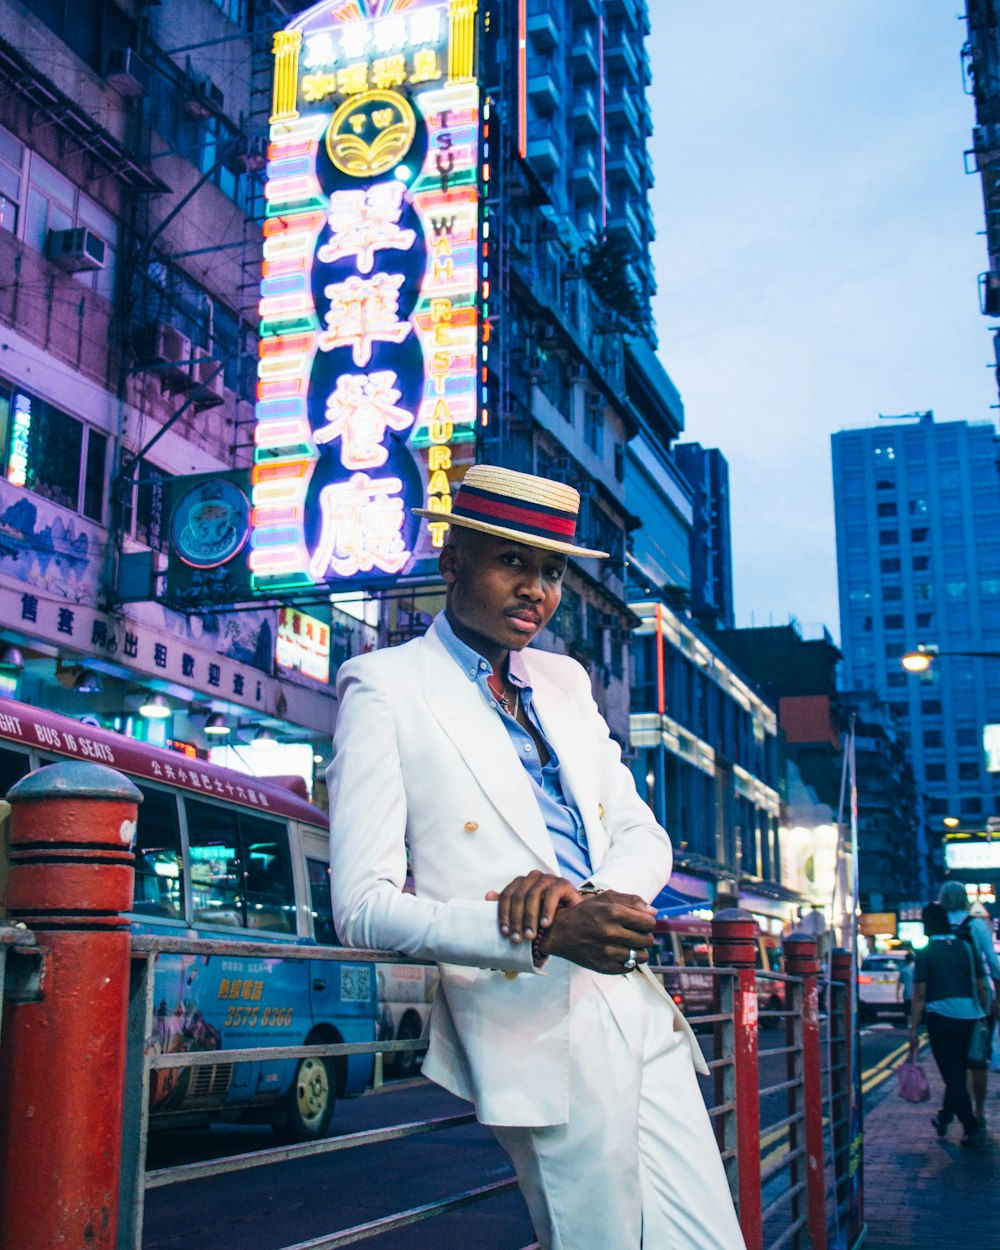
[712,907,762,1250]
[785,934,826,1250]
[0,761,141,1250]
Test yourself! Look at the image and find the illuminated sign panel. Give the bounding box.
[984,723,1000,773]
[255,0,485,595]
[944,841,1000,871]
[276,607,331,683]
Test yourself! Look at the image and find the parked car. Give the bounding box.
[858,952,910,1022]
[651,918,787,1027]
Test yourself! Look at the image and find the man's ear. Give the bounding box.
[439,540,459,585]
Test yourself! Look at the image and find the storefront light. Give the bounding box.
[204,713,232,737]
[139,693,172,720]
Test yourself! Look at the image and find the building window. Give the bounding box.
[880,558,901,573]
[6,143,119,300]
[878,530,899,546]
[887,672,906,688]
[916,612,933,628]
[911,527,929,543]
[925,764,946,781]
[0,125,23,235]
[875,479,895,491]
[924,730,943,749]
[959,763,981,781]
[0,381,107,521]
[877,502,897,518]
[912,556,930,572]
[884,615,904,630]
[922,699,942,714]
[584,400,604,457]
[956,728,979,747]
[883,585,903,601]
[961,797,983,816]
[909,498,929,516]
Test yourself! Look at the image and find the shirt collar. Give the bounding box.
[434,610,534,691]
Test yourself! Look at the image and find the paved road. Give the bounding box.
[141,1019,908,1250]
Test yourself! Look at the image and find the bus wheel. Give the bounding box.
[273,1054,335,1142]
[392,1014,423,1079]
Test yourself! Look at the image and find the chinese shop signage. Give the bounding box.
[166,470,254,606]
[254,0,486,596]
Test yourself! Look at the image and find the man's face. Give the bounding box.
[441,530,566,654]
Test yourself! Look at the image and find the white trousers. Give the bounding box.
[492,969,747,1250]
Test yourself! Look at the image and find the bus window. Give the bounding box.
[306,856,338,945]
[185,799,245,928]
[240,812,295,935]
[132,785,183,920]
[0,745,30,797]
[679,936,712,968]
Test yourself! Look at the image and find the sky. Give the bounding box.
[646,3,996,642]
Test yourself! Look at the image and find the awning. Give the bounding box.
[652,883,708,918]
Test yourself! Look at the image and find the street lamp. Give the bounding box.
[901,644,1000,674]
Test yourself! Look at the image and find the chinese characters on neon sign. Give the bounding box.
[253,0,485,594]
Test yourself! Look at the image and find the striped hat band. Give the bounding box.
[413,465,610,559]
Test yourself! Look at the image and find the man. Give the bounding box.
[938,881,1000,1131]
[328,466,745,1250]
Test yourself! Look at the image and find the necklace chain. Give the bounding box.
[487,673,520,720]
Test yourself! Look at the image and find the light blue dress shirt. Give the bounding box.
[435,611,593,885]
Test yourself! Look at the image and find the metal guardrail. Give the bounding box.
[116,935,836,1250]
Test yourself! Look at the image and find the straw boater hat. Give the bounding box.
[413,465,609,559]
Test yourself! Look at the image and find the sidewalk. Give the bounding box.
[862,1052,1000,1249]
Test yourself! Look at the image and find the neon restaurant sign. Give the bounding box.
[253,0,487,596]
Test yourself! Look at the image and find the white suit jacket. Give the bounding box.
[327,621,706,1126]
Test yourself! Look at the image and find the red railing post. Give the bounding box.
[712,907,762,1250]
[785,934,827,1250]
[0,761,141,1250]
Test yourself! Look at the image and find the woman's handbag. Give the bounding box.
[963,941,993,1070]
[897,1049,931,1103]
[967,1015,992,1068]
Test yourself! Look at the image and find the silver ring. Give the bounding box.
[623,948,638,973]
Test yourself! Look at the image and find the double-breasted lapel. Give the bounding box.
[418,626,558,870]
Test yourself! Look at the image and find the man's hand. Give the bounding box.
[538,889,656,975]
[486,872,582,944]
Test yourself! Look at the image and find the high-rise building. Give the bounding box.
[674,442,735,631]
[963,1,1000,405]
[520,0,656,332]
[832,412,1000,827]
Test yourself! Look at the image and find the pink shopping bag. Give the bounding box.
[897,1053,930,1103]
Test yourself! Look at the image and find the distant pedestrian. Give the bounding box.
[938,881,1000,1126]
[910,902,989,1146]
[898,950,915,1013]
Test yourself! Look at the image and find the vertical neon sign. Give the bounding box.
[253,0,484,595]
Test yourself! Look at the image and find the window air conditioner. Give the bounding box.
[46,227,106,273]
[183,77,225,119]
[190,347,225,408]
[104,48,152,98]
[137,322,193,390]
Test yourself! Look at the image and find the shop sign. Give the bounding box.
[276,607,331,683]
[858,912,897,937]
[165,470,253,607]
[253,0,485,597]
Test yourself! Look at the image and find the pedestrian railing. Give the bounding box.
[0,763,858,1250]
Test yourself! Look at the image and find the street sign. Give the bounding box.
[858,912,897,937]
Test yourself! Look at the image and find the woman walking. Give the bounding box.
[909,902,989,1147]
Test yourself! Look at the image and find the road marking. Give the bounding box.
[758,1039,920,1171]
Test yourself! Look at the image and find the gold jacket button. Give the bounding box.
[598,804,605,820]
[464,820,479,833]
[504,970,519,980]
